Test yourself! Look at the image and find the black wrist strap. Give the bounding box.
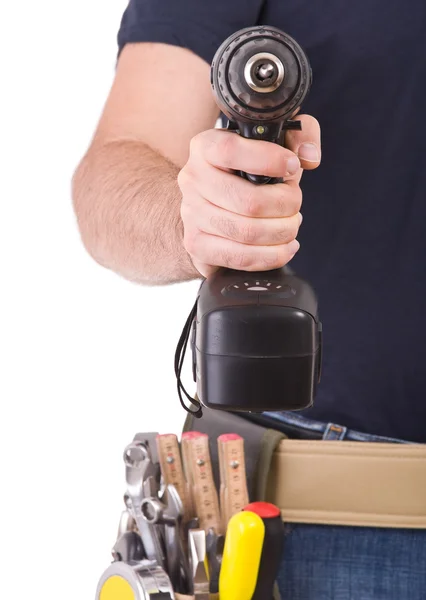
[174,298,202,419]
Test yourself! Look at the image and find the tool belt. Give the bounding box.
[183,409,426,529]
[96,412,426,600]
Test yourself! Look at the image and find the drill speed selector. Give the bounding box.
[222,279,296,298]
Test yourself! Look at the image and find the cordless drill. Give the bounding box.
[176,26,322,417]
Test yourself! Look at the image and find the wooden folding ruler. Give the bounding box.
[156,433,193,523]
[181,431,222,535]
[217,433,249,530]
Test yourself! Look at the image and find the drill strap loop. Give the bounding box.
[174,297,202,419]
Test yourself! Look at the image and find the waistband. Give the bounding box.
[256,411,411,443]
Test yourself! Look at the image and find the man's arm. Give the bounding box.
[72,42,219,284]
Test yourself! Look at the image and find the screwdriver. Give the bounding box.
[243,502,285,600]
[218,510,265,600]
[188,528,210,600]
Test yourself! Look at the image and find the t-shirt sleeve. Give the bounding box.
[117,0,266,65]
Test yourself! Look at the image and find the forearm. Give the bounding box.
[72,139,200,285]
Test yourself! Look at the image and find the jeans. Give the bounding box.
[261,411,426,600]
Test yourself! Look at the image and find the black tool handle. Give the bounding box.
[222,118,302,275]
[244,502,285,600]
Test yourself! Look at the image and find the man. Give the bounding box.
[72,0,426,597]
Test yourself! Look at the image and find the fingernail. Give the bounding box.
[288,239,300,255]
[298,213,303,225]
[298,143,320,162]
[286,156,300,175]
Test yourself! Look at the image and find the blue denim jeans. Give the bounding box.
[262,411,426,600]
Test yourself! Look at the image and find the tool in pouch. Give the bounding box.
[156,434,193,525]
[96,433,176,600]
[217,434,249,531]
[204,433,249,595]
[244,502,285,600]
[181,432,222,535]
[219,510,265,600]
[96,428,285,600]
[175,25,322,417]
[96,432,220,600]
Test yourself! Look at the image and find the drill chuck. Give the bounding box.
[211,26,312,125]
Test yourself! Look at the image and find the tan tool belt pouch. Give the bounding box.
[183,410,426,530]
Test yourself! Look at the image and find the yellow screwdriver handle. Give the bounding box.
[219,511,265,600]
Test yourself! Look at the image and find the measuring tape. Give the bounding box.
[217,433,249,530]
[181,432,222,534]
[96,561,174,600]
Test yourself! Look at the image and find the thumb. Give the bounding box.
[285,114,321,171]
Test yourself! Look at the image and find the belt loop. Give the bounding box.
[323,423,347,440]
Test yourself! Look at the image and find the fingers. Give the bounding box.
[285,114,321,170]
[178,162,302,218]
[181,193,302,246]
[191,129,301,178]
[178,121,320,275]
[183,229,300,272]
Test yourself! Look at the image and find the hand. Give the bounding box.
[178,115,321,278]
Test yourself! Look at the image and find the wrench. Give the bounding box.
[141,484,192,595]
[117,497,136,540]
[123,433,166,568]
[112,531,145,563]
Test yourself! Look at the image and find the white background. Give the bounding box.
[1,1,198,597]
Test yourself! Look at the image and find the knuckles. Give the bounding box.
[188,131,206,156]
[208,133,238,167]
[259,146,282,177]
[271,216,300,244]
[210,211,299,246]
[183,227,294,273]
[289,184,303,211]
[274,183,302,216]
[220,250,254,270]
[182,227,200,256]
[190,130,238,167]
[177,165,195,191]
[261,247,288,270]
[239,223,258,245]
[209,214,259,245]
[209,215,239,241]
[244,188,264,217]
[208,215,257,245]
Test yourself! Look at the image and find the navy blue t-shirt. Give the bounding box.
[118,1,426,442]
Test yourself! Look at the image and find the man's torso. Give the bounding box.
[118,0,426,441]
